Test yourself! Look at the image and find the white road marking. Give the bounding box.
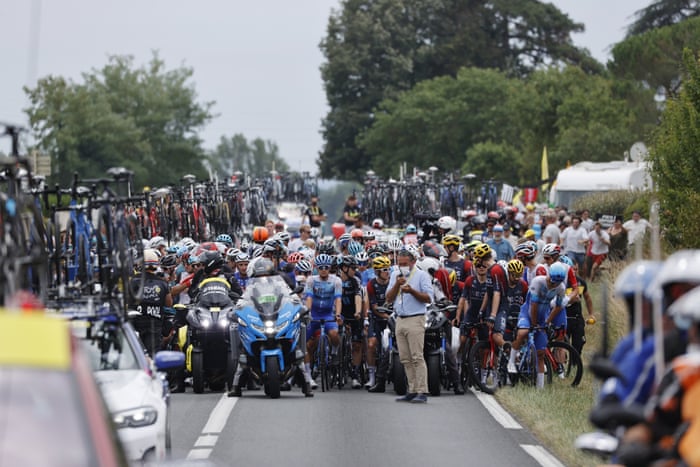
[471,389,522,429]
[195,434,219,447]
[520,444,566,467]
[186,394,239,460]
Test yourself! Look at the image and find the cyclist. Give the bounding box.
[503,259,528,370]
[443,234,471,304]
[338,255,365,389]
[454,251,491,371]
[474,244,509,352]
[232,252,251,292]
[355,251,373,286]
[403,224,419,245]
[304,253,342,390]
[128,248,173,357]
[367,255,392,392]
[511,263,567,388]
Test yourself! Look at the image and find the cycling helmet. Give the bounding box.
[296,259,313,273]
[366,245,383,259]
[405,224,417,234]
[338,233,352,249]
[143,249,160,269]
[363,230,375,241]
[405,243,422,259]
[341,255,359,269]
[372,256,391,270]
[275,231,291,243]
[235,252,250,263]
[355,251,369,263]
[548,263,567,284]
[251,258,275,277]
[149,236,166,249]
[515,242,536,260]
[559,255,574,267]
[225,247,239,260]
[317,242,336,255]
[487,211,500,221]
[180,237,196,250]
[437,216,457,233]
[442,234,461,248]
[473,243,492,260]
[251,245,264,258]
[387,237,404,252]
[309,227,320,238]
[350,228,364,240]
[507,259,524,277]
[416,256,440,275]
[160,254,178,268]
[216,234,233,246]
[240,239,250,252]
[370,218,383,230]
[315,253,334,268]
[200,250,224,275]
[542,243,561,258]
[399,246,418,260]
[199,242,218,252]
[252,226,269,243]
[287,252,303,263]
[422,240,446,259]
[214,242,228,254]
[348,240,363,256]
[471,215,486,227]
[465,240,482,254]
[166,245,179,254]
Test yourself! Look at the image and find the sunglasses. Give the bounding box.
[359,261,368,266]
[475,263,487,268]
[543,256,553,261]
[379,268,390,272]
[317,265,330,271]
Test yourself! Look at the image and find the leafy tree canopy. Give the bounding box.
[627,0,700,37]
[207,134,289,179]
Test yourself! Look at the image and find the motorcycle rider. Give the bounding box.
[128,248,173,357]
[188,250,243,301]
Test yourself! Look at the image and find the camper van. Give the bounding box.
[549,160,652,208]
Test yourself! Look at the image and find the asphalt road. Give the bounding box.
[169,384,562,467]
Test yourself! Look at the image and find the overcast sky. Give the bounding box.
[1,0,650,174]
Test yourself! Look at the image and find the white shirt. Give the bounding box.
[623,218,650,245]
[588,229,610,255]
[561,226,588,254]
[543,223,560,244]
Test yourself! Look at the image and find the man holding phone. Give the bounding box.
[386,248,433,403]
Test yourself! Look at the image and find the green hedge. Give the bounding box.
[570,190,653,220]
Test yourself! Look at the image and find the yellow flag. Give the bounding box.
[541,146,549,193]
[512,189,522,207]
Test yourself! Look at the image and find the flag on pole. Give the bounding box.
[541,146,549,193]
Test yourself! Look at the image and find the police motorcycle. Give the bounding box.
[424,301,456,396]
[186,277,238,393]
[231,259,308,399]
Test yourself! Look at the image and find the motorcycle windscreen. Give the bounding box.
[198,282,233,308]
[245,276,290,318]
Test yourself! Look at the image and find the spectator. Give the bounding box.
[503,222,519,250]
[543,212,561,245]
[623,210,651,248]
[289,224,312,252]
[561,216,588,270]
[304,195,327,229]
[579,209,594,232]
[342,195,361,232]
[487,224,514,261]
[607,216,628,261]
[587,221,611,281]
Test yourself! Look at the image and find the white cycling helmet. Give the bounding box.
[372,218,384,229]
[416,256,440,275]
[149,235,166,249]
[437,216,457,233]
[387,237,403,251]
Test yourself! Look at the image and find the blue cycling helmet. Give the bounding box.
[216,234,233,246]
[549,263,567,283]
[315,253,334,268]
[348,240,363,256]
[558,255,574,267]
[338,233,352,249]
[406,224,417,234]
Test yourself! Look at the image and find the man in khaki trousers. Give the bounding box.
[386,248,433,403]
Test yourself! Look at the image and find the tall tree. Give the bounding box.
[648,48,700,248]
[25,54,213,187]
[207,134,289,179]
[626,0,700,36]
[318,0,601,180]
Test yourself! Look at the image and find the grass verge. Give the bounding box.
[495,262,629,467]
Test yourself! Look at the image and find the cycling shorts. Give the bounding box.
[308,318,338,341]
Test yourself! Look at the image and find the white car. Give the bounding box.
[74,318,182,462]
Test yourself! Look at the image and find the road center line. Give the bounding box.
[520,444,566,467]
[186,394,239,460]
[471,389,522,429]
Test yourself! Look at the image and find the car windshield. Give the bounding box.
[75,322,141,371]
[0,368,98,466]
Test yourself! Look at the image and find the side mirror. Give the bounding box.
[154,350,185,371]
[292,285,304,295]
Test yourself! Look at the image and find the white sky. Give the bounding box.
[0,0,650,174]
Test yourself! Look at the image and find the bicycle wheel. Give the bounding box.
[547,341,583,387]
[468,341,498,395]
[319,336,329,393]
[518,343,538,387]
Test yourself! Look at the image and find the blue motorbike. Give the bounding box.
[232,275,307,398]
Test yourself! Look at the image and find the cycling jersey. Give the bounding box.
[461,275,490,324]
[367,278,388,310]
[233,271,250,291]
[304,274,342,318]
[503,279,528,319]
[444,256,472,283]
[340,275,362,319]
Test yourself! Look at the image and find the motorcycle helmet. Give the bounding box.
[251,258,276,277]
[200,250,224,275]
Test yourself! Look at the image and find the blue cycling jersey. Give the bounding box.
[304,274,342,318]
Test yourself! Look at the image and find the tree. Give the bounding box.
[647,48,700,248]
[626,0,700,37]
[318,0,602,181]
[207,134,289,179]
[612,16,700,95]
[24,54,213,187]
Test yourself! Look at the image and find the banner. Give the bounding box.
[523,187,539,203]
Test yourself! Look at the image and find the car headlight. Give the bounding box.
[113,406,158,428]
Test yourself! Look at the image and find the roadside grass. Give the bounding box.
[495,262,629,467]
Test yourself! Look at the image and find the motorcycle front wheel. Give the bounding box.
[265,356,281,399]
[192,351,205,394]
[427,354,441,396]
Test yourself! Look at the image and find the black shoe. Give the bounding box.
[303,381,314,397]
[368,382,386,393]
[411,393,428,403]
[280,382,292,391]
[453,385,465,395]
[396,393,417,402]
[227,386,242,397]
